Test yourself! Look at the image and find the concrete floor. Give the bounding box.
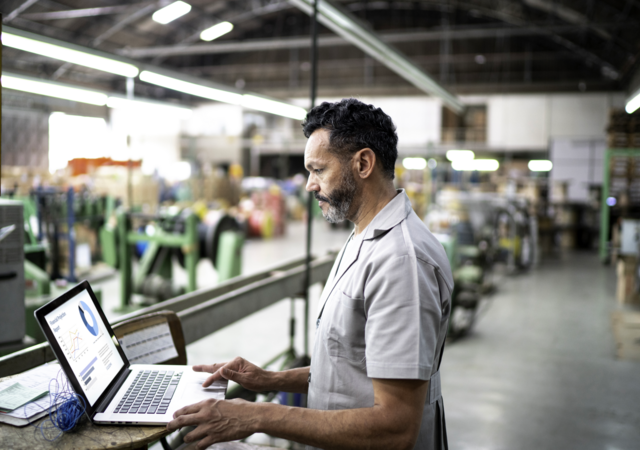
[94,225,640,449]
[442,253,640,450]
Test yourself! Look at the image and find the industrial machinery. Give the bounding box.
[113,209,244,310]
[0,200,26,348]
[493,200,536,273]
[427,190,537,338]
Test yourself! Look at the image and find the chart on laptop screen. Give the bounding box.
[44,290,125,405]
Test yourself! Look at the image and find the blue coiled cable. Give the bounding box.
[26,369,86,441]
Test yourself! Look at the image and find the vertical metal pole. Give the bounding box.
[303,0,319,359]
[185,213,199,292]
[600,149,611,263]
[118,212,133,308]
[67,187,77,282]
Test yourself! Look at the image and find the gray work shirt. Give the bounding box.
[307,189,453,450]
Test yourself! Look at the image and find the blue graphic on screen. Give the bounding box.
[78,301,99,336]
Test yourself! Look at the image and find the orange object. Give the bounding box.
[67,158,142,176]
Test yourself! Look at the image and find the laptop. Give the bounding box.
[35,280,227,425]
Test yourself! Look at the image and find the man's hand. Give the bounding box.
[193,357,272,391]
[167,398,257,450]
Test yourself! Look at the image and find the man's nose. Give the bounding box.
[306,175,318,193]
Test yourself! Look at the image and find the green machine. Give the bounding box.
[599,148,640,263]
[113,209,244,311]
[436,231,490,339]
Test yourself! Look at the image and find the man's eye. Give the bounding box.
[315,169,323,174]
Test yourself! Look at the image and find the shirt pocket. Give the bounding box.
[326,291,367,363]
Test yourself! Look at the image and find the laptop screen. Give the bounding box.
[43,288,125,406]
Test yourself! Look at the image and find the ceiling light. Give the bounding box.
[626,90,640,114]
[452,159,499,171]
[152,1,192,24]
[140,71,307,120]
[446,150,475,162]
[2,32,139,78]
[106,97,192,118]
[139,70,242,104]
[2,74,108,105]
[402,157,427,170]
[241,94,307,120]
[528,160,553,172]
[200,21,234,42]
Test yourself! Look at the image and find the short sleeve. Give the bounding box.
[364,255,443,380]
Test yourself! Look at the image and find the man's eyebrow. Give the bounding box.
[305,159,321,171]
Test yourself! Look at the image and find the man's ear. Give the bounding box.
[354,148,377,179]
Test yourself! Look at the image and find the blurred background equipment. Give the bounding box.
[0,200,26,349]
[2,1,640,448]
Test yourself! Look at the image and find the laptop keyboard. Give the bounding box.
[114,369,183,415]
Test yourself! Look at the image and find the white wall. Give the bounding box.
[487,95,549,150]
[486,92,625,150]
[358,96,442,151]
[293,95,442,153]
[109,106,184,177]
[550,138,606,202]
[184,103,243,165]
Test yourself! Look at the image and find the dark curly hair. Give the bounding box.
[302,98,398,180]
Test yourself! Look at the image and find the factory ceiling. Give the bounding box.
[2,0,640,106]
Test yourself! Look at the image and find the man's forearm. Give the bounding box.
[268,367,309,394]
[250,402,416,450]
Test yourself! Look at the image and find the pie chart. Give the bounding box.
[79,301,99,336]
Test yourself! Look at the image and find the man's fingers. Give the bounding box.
[166,411,202,431]
[193,363,226,374]
[183,425,212,444]
[221,368,243,383]
[172,401,204,419]
[202,373,221,387]
[195,434,220,450]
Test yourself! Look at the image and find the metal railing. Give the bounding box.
[0,253,336,377]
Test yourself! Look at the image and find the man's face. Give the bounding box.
[304,129,358,223]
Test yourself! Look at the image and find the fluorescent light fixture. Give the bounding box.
[528,160,553,172]
[140,70,306,120]
[106,96,192,118]
[402,157,427,170]
[139,70,242,104]
[452,159,499,171]
[152,1,191,24]
[446,149,475,162]
[2,74,108,105]
[200,21,234,42]
[241,94,307,120]
[2,32,139,78]
[625,90,640,114]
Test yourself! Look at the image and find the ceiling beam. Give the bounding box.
[522,0,611,40]
[118,24,623,58]
[91,1,167,48]
[20,4,154,21]
[289,0,464,113]
[149,0,293,65]
[3,0,41,23]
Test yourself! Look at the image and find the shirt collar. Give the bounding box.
[361,189,412,240]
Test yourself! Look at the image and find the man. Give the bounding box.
[167,98,453,450]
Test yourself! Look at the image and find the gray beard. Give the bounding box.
[320,170,358,224]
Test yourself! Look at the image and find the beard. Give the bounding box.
[315,168,358,223]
